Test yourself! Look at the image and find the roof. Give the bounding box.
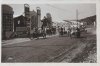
[2,4,13,14]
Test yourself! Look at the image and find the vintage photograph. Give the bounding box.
[1,3,96,63]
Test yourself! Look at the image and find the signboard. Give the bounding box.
[36,7,41,28]
[24,4,30,17]
[24,4,31,34]
[37,7,41,15]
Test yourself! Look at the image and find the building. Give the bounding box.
[29,10,37,34]
[24,4,40,34]
[14,15,26,31]
[13,15,28,37]
[2,4,14,39]
[13,10,37,37]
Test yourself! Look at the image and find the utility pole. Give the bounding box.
[76,9,78,27]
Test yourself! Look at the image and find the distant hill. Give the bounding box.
[79,15,96,25]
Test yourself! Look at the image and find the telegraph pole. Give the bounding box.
[76,9,78,27]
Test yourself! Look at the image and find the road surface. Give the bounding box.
[2,31,96,62]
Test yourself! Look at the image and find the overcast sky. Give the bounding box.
[8,4,96,22]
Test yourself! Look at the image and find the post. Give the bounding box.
[76,9,78,27]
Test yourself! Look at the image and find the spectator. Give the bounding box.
[76,27,80,38]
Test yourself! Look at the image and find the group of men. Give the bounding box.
[58,27,81,38]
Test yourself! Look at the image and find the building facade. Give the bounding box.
[2,4,14,39]
[13,10,38,37]
[29,10,37,34]
[14,15,26,31]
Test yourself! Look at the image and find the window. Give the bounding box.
[18,20,20,24]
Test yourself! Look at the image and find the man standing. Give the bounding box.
[76,27,80,38]
[68,27,71,37]
[35,27,39,39]
[41,16,48,38]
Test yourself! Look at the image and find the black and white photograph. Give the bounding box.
[1,0,98,64]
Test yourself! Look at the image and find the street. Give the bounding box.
[2,31,96,62]
[1,3,96,63]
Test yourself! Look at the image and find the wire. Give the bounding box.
[46,4,73,13]
[46,4,95,20]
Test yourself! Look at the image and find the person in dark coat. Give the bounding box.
[60,27,63,36]
[76,27,80,38]
[68,27,71,37]
[41,16,48,28]
[33,28,39,39]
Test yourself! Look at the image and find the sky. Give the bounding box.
[8,4,96,22]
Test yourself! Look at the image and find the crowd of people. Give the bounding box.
[58,26,81,38]
[32,27,56,39]
[31,26,81,39]
[30,16,81,39]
